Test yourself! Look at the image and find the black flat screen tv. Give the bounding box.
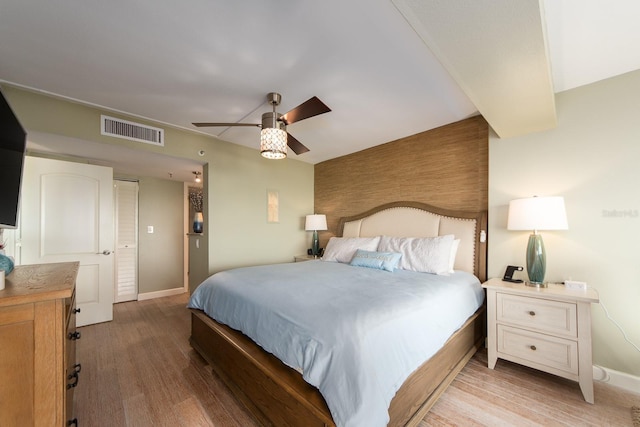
[0,89,27,229]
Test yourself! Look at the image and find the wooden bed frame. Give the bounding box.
[190,202,488,426]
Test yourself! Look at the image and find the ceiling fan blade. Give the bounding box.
[280,96,331,125]
[192,122,260,128]
[286,133,310,155]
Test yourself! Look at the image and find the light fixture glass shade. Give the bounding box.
[305,214,327,257]
[507,196,568,286]
[260,128,287,159]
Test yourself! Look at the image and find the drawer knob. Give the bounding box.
[530,345,537,351]
[528,311,536,316]
[73,307,81,314]
[68,331,81,340]
[67,418,78,427]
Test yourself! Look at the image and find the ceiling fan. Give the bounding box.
[193,92,331,159]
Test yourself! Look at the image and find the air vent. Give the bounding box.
[101,115,164,146]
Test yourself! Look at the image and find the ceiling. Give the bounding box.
[1,0,639,181]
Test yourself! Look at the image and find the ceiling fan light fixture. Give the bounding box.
[193,92,330,158]
[260,127,287,159]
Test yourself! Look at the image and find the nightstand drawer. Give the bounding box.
[497,293,577,338]
[498,325,578,375]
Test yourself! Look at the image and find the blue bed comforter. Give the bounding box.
[188,260,484,427]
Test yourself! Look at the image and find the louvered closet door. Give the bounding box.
[115,180,139,303]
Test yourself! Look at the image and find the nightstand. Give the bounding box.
[482,278,599,403]
[294,254,320,262]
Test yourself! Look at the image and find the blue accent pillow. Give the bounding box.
[349,249,402,272]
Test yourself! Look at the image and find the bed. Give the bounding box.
[189,201,488,427]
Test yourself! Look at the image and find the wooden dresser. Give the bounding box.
[0,262,80,426]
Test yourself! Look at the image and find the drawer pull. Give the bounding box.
[530,345,537,351]
[67,371,79,389]
[528,311,536,316]
[73,363,82,374]
[68,331,81,340]
[73,307,81,314]
[67,418,78,426]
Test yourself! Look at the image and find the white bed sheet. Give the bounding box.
[188,260,484,427]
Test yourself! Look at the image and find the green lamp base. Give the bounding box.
[525,233,547,287]
[311,230,320,257]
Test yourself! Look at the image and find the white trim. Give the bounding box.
[137,287,186,301]
[593,364,640,394]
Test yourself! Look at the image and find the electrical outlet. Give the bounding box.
[147,225,154,234]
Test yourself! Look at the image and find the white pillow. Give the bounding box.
[449,239,461,273]
[378,235,455,275]
[322,236,381,263]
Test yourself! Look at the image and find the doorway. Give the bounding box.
[19,156,115,326]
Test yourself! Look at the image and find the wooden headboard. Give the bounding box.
[337,201,487,281]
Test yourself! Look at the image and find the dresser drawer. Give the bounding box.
[498,325,578,375]
[497,293,577,338]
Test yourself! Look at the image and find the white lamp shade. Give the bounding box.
[507,196,568,231]
[305,214,327,231]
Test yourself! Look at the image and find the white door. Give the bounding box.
[114,180,138,303]
[18,156,114,326]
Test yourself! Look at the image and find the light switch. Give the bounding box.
[147,225,154,234]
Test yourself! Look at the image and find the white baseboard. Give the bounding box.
[593,364,640,394]
[137,287,186,301]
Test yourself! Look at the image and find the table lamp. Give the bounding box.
[507,196,568,287]
[305,214,327,257]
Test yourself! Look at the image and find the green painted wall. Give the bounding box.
[206,138,314,272]
[2,85,314,284]
[137,176,184,293]
[488,69,640,377]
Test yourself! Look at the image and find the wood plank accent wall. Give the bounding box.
[314,116,488,245]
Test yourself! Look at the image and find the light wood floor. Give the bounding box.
[75,293,639,426]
